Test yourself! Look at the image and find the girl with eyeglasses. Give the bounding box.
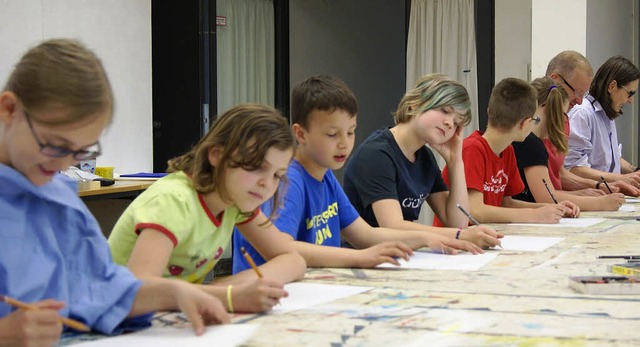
[0,39,229,346]
[512,77,625,211]
[565,55,640,195]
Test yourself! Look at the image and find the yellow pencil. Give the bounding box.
[1,295,91,332]
[240,247,263,278]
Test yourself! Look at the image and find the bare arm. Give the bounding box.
[525,165,623,211]
[125,226,289,314]
[341,217,482,254]
[429,126,469,227]
[620,157,637,174]
[570,165,627,183]
[128,278,229,334]
[468,190,566,224]
[291,239,412,268]
[430,162,469,227]
[371,198,502,248]
[559,166,600,191]
[233,211,306,284]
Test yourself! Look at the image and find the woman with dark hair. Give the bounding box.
[565,55,640,190]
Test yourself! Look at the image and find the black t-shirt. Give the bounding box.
[343,128,448,226]
[512,132,548,202]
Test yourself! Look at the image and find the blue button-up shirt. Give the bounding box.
[0,164,148,334]
[566,95,621,173]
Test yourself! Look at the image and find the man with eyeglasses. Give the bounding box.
[542,51,638,196]
[546,51,593,111]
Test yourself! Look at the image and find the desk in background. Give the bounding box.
[79,180,155,236]
[79,180,154,199]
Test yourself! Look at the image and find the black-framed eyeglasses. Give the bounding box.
[24,109,102,160]
[620,84,636,98]
[557,74,586,99]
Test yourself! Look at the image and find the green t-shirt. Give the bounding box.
[108,171,255,283]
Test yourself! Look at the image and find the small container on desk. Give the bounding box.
[569,275,640,294]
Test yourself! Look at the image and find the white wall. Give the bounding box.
[0,0,152,174]
[495,0,531,82]
[531,0,587,78]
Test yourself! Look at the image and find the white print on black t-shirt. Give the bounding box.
[483,170,508,194]
[401,194,426,209]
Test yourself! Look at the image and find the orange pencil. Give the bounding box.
[1,295,91,332]
[240,247,263,278]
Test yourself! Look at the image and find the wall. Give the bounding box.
[503,0,639,164]
[289,0,406,182]
[494,0,531,82]
[0,0,152,174]
[586,0,637,163]
[530,0,587,78]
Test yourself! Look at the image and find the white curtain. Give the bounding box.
[406,0,478,225]
[216,0,274,114]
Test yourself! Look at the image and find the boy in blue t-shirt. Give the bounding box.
[233,76,482,272]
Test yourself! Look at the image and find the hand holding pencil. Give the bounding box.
[0,296,85,347]
[1,295,90,331]
[232,248,289,313]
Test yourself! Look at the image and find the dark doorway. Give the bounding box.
[151,0,216,172]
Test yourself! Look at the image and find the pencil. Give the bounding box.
[240,247,263,278]
[542,178,559,204]
[1,295,91,332]
[600,177,613,194]
[456,204,480,226]
[597,255,640,260]
[456,204,502,249]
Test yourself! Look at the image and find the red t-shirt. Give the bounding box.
[543,115,570,190]
[434,131,524,227]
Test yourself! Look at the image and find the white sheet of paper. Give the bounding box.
[625,198,640,203]
[619,204,635,212]
[71,324,258,347]
[508,217,604,228]
[497,235,564,252]
[378,251,498,271]
[272,282,373,314]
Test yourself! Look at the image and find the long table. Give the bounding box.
[63,207,640,346]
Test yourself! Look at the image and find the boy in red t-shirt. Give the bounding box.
[440,78,579,224]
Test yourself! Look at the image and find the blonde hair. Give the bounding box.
[531,77,569,154]
[4,38,113,125]
[393,73,471,126]
[168,104,294,217]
